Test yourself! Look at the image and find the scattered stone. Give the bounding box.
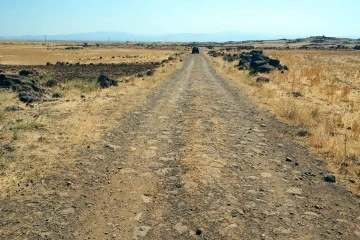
[285,187,303,195]
[303,211,320,218]
[141,195,152,203]
[19,90,44,103]
[297,129,309,137]
[324,175,336,183]
[292,91,303,97]
[246,176,260,181]
[223,54,237,62]
[19,69,34,76]
[146,69,154,76]
[5,105,23,111]
[256,77,270,83]
[285,157,293,162]
[133,226,152,239]
[104,142,121,151]
[97,74,118,88]
[183,181,198,191]
[52,93,62,98]
[195,228,202,235]
[39,232,53,238]
[273,227,291,234]
[119,168,136,174]
[260,173,272,178]
[45,79,58,87]
[173,222,188,234]
[59,208,75,215]
[252,148,263,155]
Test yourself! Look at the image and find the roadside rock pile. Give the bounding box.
[238,50,288,75]
[208,50,224,57]
[0,73,45,103]
[223,54,238,62]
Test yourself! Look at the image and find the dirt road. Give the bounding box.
[2,54,359,239]
[71,54,360,239]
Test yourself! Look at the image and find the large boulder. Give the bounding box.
[269,58,280,67]
[97,74,118,88]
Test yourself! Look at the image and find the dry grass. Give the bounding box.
[0,41,181,65]
[0,44,185,202]
[207,49,360,195]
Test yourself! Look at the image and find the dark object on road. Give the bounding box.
[97,74,118,88]
[192,46,200,54]
[324,175,336,183]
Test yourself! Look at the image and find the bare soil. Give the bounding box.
[1,62,161,83]
[1,54,360,239]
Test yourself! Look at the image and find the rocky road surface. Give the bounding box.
[74,54,360,239]
[1,54,359,239]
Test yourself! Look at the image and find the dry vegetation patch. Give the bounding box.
[0,41,182,65]
[0,42,186,237]
[207,49,360,195]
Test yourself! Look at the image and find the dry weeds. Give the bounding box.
[207,49,360,195]
[0,43,185,207]
[0,41,181,65]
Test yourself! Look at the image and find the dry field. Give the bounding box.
[0,42,185,222]
[0,41,181,65]
[208,49,360,194]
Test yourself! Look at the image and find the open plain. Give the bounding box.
[0,41,360,239]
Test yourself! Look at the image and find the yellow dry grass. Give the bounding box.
[207,49,360,195]
[0,41,180,65]
[0,43,186,202]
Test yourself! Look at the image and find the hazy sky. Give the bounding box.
[1,0,359,38]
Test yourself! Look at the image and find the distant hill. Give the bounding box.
[0,32,358,42]
[0,32,307,42]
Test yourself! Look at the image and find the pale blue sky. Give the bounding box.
[1,0,359,38]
